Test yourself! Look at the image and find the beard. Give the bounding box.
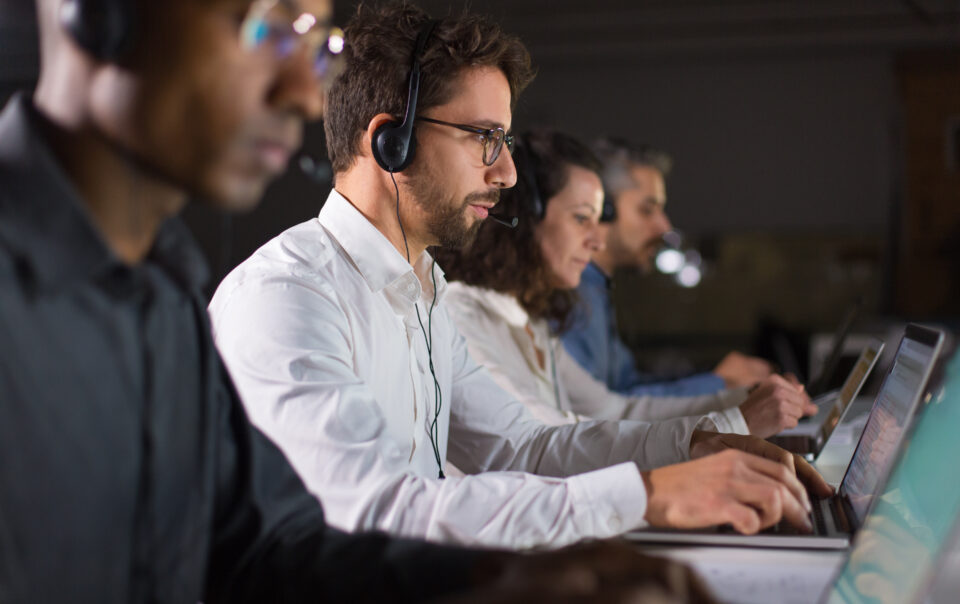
[607,226,657,273]
[406,166,500,250]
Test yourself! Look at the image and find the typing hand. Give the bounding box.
[714,351,773,388]
[689,431,834,498]
[457,540,718,604]
[641,448,812,535]
[739,375,818,438]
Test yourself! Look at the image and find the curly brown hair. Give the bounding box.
[324,1,535,174]
[434,130,601,332]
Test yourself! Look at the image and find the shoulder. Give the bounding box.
[210,218,347,319]
[444,282,508,325]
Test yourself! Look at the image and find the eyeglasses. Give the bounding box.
[240,0,345,88]
[416,116,514,167]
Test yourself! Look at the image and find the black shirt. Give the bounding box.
[0,94,480,603]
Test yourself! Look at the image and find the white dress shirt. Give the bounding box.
[443,283,750,433]
[209,190,718,549]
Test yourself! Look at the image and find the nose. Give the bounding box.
[267,47,325,122]
[486,145,518,189]
[657,208,673,237]
[586,222,605,252]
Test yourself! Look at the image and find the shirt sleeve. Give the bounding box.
[564,279,726,397]
[562,279,612,384]
[622,371,728,397]
[210,276,695,549]
[557,344,750,434]
[204,349,485,604]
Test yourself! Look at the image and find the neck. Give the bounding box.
[34,88,185,265]
[336,167,429,266]
[591,248,616,277]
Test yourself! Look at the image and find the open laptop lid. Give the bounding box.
[823,345,959,604]
[809,299,863,397]
[815,339,885,448]
[834,324,944,531]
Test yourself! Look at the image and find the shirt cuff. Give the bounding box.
[715,386,749,409]
[566,462,648,535]
[699,406,750,435]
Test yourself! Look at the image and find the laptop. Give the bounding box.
[808,299,863,398]
[769,339,884,461]
[673,345,960,604]
[824,343,960,602]
[627,324,943,549]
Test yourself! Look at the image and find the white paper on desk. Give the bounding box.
[677,549,841,604]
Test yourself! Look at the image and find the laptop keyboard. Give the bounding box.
[714,495,850,536]
[762,496,840,536]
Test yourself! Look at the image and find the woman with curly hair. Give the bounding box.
[436,129,812,439]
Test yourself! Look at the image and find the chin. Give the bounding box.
[559,272,581,290]
[202,174,271,213]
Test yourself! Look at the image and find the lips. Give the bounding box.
[468,204,490,218]
[253,140,295,173]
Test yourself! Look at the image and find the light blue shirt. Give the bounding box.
[561,263,726,397]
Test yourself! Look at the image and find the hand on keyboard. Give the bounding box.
[739,375,819,438]
[690,432,834,499]
[643,447,813,535]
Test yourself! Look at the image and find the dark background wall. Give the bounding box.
[2,0,958,374]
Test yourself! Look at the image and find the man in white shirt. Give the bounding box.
[210,3,831,550]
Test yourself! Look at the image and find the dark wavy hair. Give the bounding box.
[435,130,601,332]
[324,1,535,174]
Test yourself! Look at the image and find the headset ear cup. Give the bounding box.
[60,0,130,61]
[370,122,403,172]
[600,192,617,223]
[372,121,418,173]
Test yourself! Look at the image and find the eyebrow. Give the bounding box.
[470,119,509,131]
[571,202,599,214]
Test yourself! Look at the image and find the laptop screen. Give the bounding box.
[817,341,883,443]
[826,348,960,604]
[839,327,940,524]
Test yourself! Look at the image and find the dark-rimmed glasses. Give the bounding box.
[240,0,345,88]
[416,117,514,166]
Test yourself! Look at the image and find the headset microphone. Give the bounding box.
[489,215,518,228]
[298,154,333,185]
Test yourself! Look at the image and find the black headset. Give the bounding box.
[512,135,545,221]
[60,0,135,61]
[599,190,617,223]
[370,20,439,173]
[375,20,448,479]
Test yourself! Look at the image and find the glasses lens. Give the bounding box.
[484,129,505,166]
[313,27,345,84]
[241,1,344,87]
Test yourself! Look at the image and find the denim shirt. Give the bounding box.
[561,262,726,397]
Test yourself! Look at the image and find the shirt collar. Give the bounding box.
[318,188,447,307]
[0,93,208,293]
[451,283,530,329]
[582,261,611,290]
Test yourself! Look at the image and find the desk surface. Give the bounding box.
[640,397,875,604]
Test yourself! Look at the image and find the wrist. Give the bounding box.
[640,470,655,523]
[688,429,711,457]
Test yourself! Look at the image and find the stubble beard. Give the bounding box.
[407,167,499,250]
